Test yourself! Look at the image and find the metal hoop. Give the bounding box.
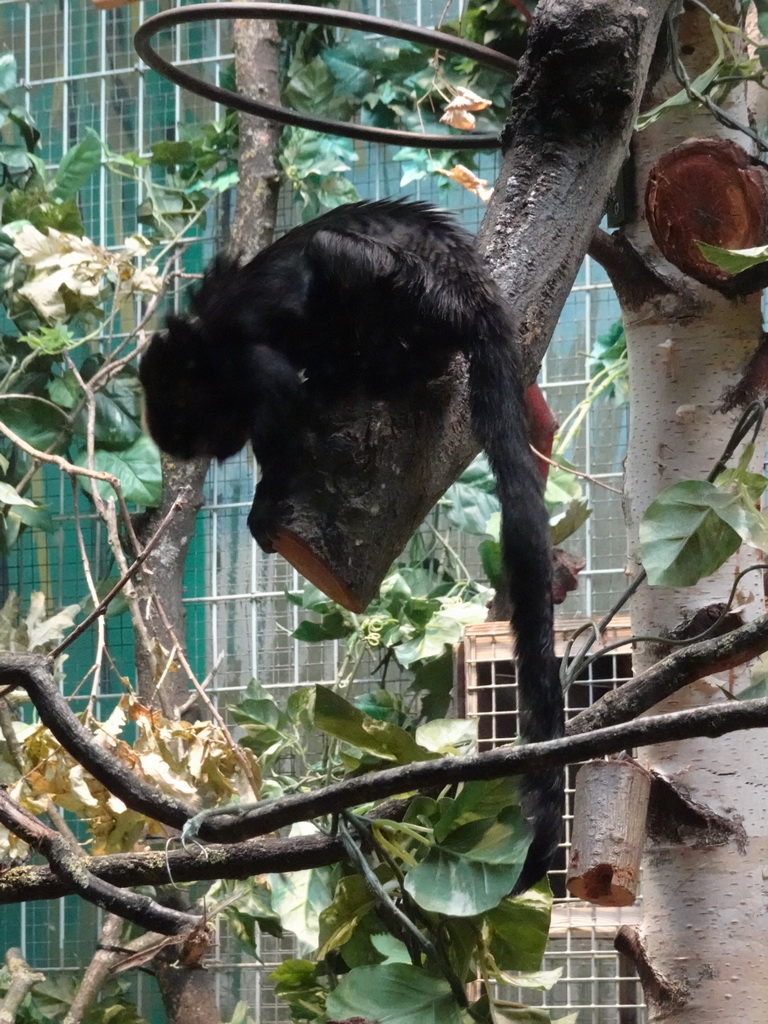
[134,3,517,149]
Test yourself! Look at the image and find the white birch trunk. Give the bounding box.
[621,4,768,1018]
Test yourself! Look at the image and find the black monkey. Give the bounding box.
[139,199,564,893]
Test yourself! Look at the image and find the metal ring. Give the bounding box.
[134,3,517,149]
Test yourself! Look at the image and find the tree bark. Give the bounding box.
[139,10,284,1021]
[264,0,672,606]
[618,2,768,1019]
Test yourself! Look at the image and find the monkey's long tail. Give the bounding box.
[467,305,565,895]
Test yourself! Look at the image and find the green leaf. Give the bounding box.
[268,852,336,952]
[312,684,435,765]
[550,499,592,546]
[317,871,380,961]
[441,454,500,535]
[0,481,36,507]
[354,688,405,723]
[229,680,287,755]
[715,465,768,505]
[404,807,532,915]
[0,54,17,95]
[323,45,377,99]
[270,959,326,1020]
[8,501,54,533]
[293,609,352,642]
[411,649,454,720]
[479,537,503,590]
[738,671,768,701]
[150,140,194,166]
[50,128,103,201]
[415,717,476,754]
[636,57,723,130]
[2,397,69,452]
[395,597,488,668]
[483,882,553,973]
[73,371,144,450]
[75,436,162,507]
[697,240,768,276]
[434,778,524,842]
[639,480,751,587]
[48,372,80,409]
[544,462,583,510]
[326,964,465,1024]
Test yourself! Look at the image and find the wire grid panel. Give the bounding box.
[1,0,631,1020]
[460,619,646,1022]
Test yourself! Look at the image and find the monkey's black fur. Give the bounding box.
[139,199,564,893]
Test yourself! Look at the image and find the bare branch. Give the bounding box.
[0,790,199,935]
[52,489,190,657]
[569,612,768,734]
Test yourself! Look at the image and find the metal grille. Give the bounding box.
[0,1,634,1021]
[461,619,646,1022]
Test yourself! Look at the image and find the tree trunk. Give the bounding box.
[138,11,283,1022]
[617,3,768,1018]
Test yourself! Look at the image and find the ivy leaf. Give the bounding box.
[229,680,287,756]
[312,684,435,764]
[75,436,161,507]
[293,610,352,642]
[395,597,488,668]
[639,480,755,586]
[50,128,103,201]
[549,499,591,546]
[404,807,532,915]
[441,454,500,535]
[483,882,553,973]
[326,964,465,1024]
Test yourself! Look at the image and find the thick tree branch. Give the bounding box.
[0,832,344,905]
[2,693,768,904]
[0,653,197,828]
[478,0,673,383]
[190,697,768,842]
[0,790,198,934]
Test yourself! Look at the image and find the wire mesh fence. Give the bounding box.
[0,1,634,1020]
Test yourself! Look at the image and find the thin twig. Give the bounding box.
[530,446,623,494]
[52,491,189,658]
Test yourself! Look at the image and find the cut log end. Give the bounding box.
[567,862,638,908]
[271,528,366,612]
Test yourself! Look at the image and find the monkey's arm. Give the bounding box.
[245,346,305,552]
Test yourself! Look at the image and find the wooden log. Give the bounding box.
[566,757,651,907]
[263,356,479,611]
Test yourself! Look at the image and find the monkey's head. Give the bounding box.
[139,316,250,462]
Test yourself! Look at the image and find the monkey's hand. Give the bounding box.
[247,485,280,552]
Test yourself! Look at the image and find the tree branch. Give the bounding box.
[0,949,45,1023]
[2,683,768,904]
[568,611,768,734]
[0,790,199,934]
[0,653,197,828]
